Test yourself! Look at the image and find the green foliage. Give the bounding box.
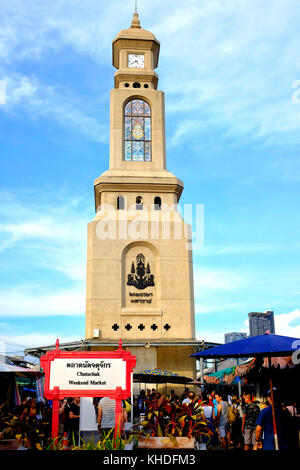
[0,402,136,451]
[47,428,137,451]
[132,397,213,445]
[0,403,50,450]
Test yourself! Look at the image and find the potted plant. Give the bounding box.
[133,396,212,449]
[0,402,51,450]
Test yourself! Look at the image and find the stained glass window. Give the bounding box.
[124,99,151,161]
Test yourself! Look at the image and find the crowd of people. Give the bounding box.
[56,396,129,443]
[1,387,299,451]
[132,387,299,451]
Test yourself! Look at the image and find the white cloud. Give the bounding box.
[195,300,244,315]
[156,0,300,146]
[195,329,225,344]
[1,73,108,143]
[193,267,246,315]
[1,333,82,349]
[274,309,300,338]
[0,190,88,318]
[0,190,89,281]
[0,286,85,317]
[1,0,300,148]
[0,1,130,63]
[198,242,300,256]
[194,267,246,291]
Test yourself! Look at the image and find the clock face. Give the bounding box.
[128,54,144,68]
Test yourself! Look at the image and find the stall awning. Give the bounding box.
[203,359,256,385]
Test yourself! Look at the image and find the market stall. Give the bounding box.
[191,333,300,450]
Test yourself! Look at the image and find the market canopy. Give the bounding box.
[133,368,193,384]
[0,362,38,373]
[190,332,300,451]
[203,367,240,385]
[191,333,300,359]
[203,360,257,385]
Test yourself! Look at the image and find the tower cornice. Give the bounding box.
[112,37,160,70]
[112,13,160,70]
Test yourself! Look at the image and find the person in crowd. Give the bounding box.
[200,394,218,447]
[211,391,219,420]
[230,398,244,449]
[241,393,260,450]
[68,397,80,444]
[182,391,196,406]
[121,399,128,433]
[93,398,100,419]
[98,396,125,437]
[200,394,214,420]
[136,390,146,416]
[62,398,72,436]
[215,393,231,450]
[35,398,45,422]
[58,398,67,435]
[207,393,214,407]
[97,397,125,437]
[42,399,53,435]
[181,388,190,402]
[169,389,178,403]
[20,397,37,422]
[255,389,290,450]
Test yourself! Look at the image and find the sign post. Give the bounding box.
[40,339,136,442]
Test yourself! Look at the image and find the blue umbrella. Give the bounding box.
[191,333,299,359]
[191,333,300,450]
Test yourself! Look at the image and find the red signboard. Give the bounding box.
[40,339,136,440]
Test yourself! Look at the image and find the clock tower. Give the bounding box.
[85,13,197,384]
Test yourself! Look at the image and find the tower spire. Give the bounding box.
[131,2,141,29]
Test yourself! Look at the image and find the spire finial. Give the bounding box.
[131,2,141,29]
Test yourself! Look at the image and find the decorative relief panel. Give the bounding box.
[123,244,156,309]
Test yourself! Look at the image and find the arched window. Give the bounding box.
[117,196,125,210]
[136,196,143,210]
[124,99,151,162]
[154,196,161,210]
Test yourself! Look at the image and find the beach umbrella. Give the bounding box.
[191,333,300,450]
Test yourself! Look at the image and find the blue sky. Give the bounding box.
[0,0,300,355]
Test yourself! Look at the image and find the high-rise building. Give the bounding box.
[224,332,247,344]
[248,310,275,337]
